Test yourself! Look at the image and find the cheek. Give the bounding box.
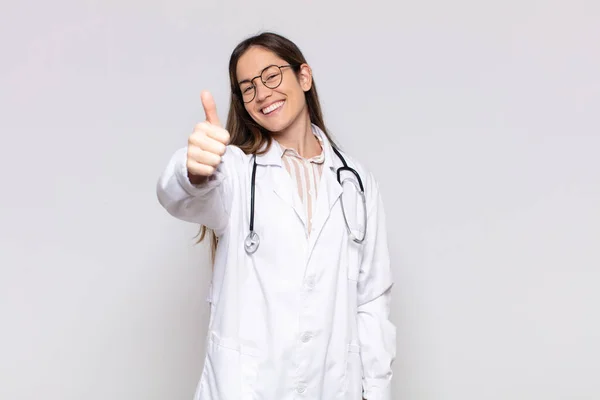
[290,90,307,111]
[244,104,258,118]
[281,85,304,107]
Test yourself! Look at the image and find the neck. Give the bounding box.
[273,110,321,158]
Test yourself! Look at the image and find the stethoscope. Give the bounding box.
[244,146,367,254]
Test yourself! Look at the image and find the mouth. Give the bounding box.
[261,100,285,115]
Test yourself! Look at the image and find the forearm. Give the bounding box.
[156,147,230,230]
[357,287,395,400]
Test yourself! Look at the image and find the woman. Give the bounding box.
[156,32,396,400]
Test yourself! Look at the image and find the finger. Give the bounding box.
[194,122,230,145]
[192,121,210,134]
[199,136,227,156]
[201,90,221,127]
[192,121,230,146]
[187,161,215,177]
[198,151,222,167]
[205,126,230,145]
[189,146,222,167]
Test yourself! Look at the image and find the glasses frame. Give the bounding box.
[239,64,295,103]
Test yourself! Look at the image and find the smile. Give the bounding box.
[261,100,285,115]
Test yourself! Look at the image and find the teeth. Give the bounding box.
[262,101,284,114]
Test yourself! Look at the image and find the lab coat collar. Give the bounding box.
[253,124,337,168]
[254,137,284,166]
[311,124,338,171]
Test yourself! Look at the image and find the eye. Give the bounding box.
[241,85,254,94]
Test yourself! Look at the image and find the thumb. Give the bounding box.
[201,90,222,127]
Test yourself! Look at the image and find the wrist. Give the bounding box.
[188,171,209,185]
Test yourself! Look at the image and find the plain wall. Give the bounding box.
[1,1,599,399]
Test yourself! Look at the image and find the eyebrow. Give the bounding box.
[237,63,279,85]
[238,71,263,85]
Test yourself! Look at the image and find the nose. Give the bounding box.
[255,81,272,102]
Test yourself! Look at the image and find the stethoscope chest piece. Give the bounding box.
[244,231,260,254]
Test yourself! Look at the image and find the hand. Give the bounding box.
[186,91,231,182]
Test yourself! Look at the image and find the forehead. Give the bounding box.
[236,46,286,81]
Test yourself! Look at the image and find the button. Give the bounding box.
[296,384,307,393]
[301,332,313,343]
[305,276,315,289]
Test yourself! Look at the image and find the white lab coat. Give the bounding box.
[156,125,396,400]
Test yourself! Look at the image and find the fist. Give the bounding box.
[187,91,231,178]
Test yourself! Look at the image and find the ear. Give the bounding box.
[297,63,313,92]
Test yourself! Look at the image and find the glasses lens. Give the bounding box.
[240,84,255,103]
[262,65,283,89]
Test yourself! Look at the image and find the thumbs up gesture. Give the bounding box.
[187,91,231,182]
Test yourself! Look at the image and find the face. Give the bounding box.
[236,46,312,133]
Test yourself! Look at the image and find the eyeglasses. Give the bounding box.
[238,64,294,103]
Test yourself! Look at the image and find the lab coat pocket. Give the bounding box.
[196,331,259,400]
[343,343,363,398]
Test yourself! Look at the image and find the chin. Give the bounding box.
[264,120,291,133]
[254,114,293,133]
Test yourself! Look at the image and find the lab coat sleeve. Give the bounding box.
[156,146,234,233]
[357,176,396,400]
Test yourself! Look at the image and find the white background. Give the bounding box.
[1,1,599,399]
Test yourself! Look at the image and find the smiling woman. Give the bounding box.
[225,33,334,158]
[235,47,312,135]
[156,31,396,400]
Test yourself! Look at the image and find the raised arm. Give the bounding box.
[156,91,233,233]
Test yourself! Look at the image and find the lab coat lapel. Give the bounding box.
[272,167,307,229]
[307,128,343,256]
[255,140,307,230]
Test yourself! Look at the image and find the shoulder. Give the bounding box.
[223,144,249,161]
[220,144,252,173]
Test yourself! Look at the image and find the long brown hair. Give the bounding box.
[197,31,338,259]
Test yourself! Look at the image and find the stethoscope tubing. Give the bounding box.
[244,147,364,254]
